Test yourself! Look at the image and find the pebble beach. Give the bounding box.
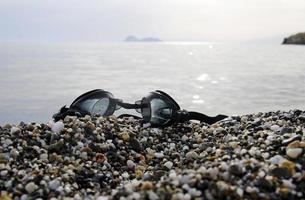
[1,110,305,200]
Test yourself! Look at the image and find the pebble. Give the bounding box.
[96,196,108,200]
[10,126,20,135]
[282,135,302,145]
[40,153,48,161]
[51,121,65,133]
[185,151,199,159]
[127,160,136,169]
[25,182,38,193]
[155,152,164,158]
[164,161,173,169]
[0,110,304,199]
[286,148,303,159]
[49,179,61,190]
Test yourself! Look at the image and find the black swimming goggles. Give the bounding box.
[53,89,227,127]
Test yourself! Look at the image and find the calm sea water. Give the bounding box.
[0,42,304,124]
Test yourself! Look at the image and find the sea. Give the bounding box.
[0,42,304,125]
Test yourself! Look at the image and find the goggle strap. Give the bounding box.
[188,111,228,125]
[117,114,142,120]
[53,106,85,122]
[175,110,191,123]
[117,102,144,110]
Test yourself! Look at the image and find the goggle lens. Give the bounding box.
[92,98,110,116]
[150,98,172,125]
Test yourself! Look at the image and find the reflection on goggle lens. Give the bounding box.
[91,98,110,116]
[150,98,172,125]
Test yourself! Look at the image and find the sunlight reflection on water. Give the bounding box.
[0,43,305,124]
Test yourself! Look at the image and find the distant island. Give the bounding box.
[124,35,162,42]
[282,32,305,45]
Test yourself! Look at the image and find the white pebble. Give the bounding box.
[10,127,20,135]
[186,151,199,159]
[258,171,265,177]
[269,155,285,165]
[49,179,61,190]
[181,135,188,141]
[40,153,48,161]
[240,149,247,155]
[64,184,72,193]
[236,187,244,197]
[20,194,28,200]
[10,149,19,158]
[0,170,8,177]
[51,121,65,133]
[262,152,270,159]
[97,196,109,200]
[286,148,303,159]
[127,160,136,169]
[80,152,88,160]
[270,124,280,132]
[155,152,164,158]
[25,182,38,193]
[164,161,173,169]
[148,191,159,200]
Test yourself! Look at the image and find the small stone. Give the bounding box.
[236,187,244,197]
[25,182,38,193]
[20,194,28,200]
[64,184,72,193]
[0,193,12,200]
[269,155,285,165]
[229,141,239,148]
[96,196,108,200]
[127,160,136,169]
[286,148,303,159]
[80,152,88,160]
[229,164,243,177]
[154,152,164,158]
[140,181,154,190]
[1,170,8,177]
[118,132,130,141]
[282,135,302,145]
[0,153,9,164]
[95,153,106,164]
[186,151,199,159]
[49,179,61,190]
[216,181,229,192]
[51,121,65,133]
[213,127,226,135]
[148,191,159,200]
[40,153,48,161]
[164,161,173,169]
[280,160,295,174]
[271,167,291,179]
[181,135,188,141]
[10,126,20,135]
[10,149,19,158]
[130,138,142,152]
[135,169,143,179]
[262,152,270,159]
[287,141,301,148]
[270,125,280,132]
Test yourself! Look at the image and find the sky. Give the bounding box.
[0,0,305,43]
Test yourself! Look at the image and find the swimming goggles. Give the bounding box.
[53,89,227,127]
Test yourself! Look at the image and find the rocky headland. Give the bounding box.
[124,35,162,42]
[282,32,305,45]
[1,110,305,199]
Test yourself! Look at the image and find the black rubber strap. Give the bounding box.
[118,102,143,109]
[117,114,142,119]
[188,111,228,125]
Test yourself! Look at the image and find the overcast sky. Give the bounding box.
[1,0,305,43]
